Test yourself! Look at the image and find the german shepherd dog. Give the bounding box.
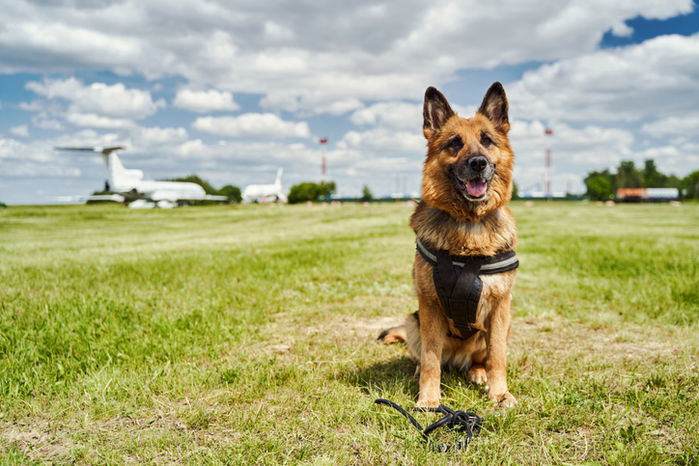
[379,82,518,408]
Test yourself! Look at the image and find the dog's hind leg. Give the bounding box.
[468,364,487,385]
[468,345,488,384]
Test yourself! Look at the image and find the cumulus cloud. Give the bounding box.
[508,33,699,121]
[65,112,134,129]
[134,126,189,144]
[338,128,424,154]
[1,0,698,203]
[173,89,240,113]
[192,113,311,139]
[641,115,699,137]
[350,102,422,130]
[26,77,164,119]
[9,125,29,137]
[1,0,693,114]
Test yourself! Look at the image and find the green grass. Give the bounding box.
[0,202,697,464]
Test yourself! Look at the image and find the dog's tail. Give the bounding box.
[378,324,408,344]
[378,312,420,344]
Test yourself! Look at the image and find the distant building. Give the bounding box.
[616,188,679,202]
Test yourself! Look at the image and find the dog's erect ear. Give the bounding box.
[423,87,455,139]
[478,82,510,134]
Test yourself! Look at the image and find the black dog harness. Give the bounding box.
[416,239,519,338]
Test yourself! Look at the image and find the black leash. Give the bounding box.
[375,399,483,452]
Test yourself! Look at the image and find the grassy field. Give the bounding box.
[0,201,697,464]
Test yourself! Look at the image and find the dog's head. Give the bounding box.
[421,82,515,222]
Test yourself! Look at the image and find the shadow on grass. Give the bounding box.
[339,357,419,398]
[340,354,487,404]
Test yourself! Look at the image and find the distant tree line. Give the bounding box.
[584,159,698,201]
[288,181,336,204]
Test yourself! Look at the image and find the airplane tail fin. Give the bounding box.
[275,168,283,186]
[54,146,142,191]
[107,152,144,189]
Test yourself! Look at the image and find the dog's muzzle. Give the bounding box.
[450,155,495,200]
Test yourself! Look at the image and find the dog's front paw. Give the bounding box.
[416,397,440,408]
[489,391,517,408]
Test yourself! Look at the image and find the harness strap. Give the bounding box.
[416,239,519,337]
[417,239,519,274]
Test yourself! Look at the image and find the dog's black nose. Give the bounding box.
[469,155,488,172]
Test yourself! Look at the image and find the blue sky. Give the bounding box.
[0,0,698,204]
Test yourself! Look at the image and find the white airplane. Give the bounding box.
[55,146,227,208]
[242,168,287,203]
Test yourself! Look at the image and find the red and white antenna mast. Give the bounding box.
[545,128,553,199]
[319,138,328,182]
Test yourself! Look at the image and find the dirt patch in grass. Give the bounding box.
[318,312,693,363]
[340,315,405,340]
[511,316,694,367]
[1,420,72,462]
[1,396,243,463]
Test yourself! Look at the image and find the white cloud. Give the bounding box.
[31,115,64,131]
[65,112,135,129]
[173,89,240,113]
[509,33,699,121]
[338,128,424,154]
[10,125,29,137]
[26,77,164,119]
[610,21,633,37]
[0,137,82,176]
[264,20,295,42]
[1,1,698,203]
[1,0,691,115]
[641,115,699,137]
[134,126,189,144]
[260,92,363,116]
[350,101,422,130]
[192,113,311,139]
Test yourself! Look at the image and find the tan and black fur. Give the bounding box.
[379,82,518,408]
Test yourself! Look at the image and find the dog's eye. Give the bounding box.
[480,132,493,148]
[445,136,463,153]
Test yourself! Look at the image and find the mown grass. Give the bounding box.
[0,201,697,464]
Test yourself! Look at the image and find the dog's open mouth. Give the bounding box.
[455,175,490,201]
[465,177,488,198]
[447,165,493,201]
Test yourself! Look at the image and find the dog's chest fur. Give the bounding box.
[410,202,517,257]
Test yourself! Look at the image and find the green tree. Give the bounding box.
[616,161,641,188]
[511,181,519,200]
[683,170,699,199]
[219,185,242,203]
[361,185,373,201]
[288,182,318,204]
[585,175,613,200]
[642,159,668,187]
[317,181,336,200]
[288,181,336,204]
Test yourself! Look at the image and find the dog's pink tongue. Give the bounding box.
[466,178,487,197]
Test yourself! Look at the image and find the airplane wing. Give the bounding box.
[55,193,126,203]
[203,194,228,201]
[149,190,228,202]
